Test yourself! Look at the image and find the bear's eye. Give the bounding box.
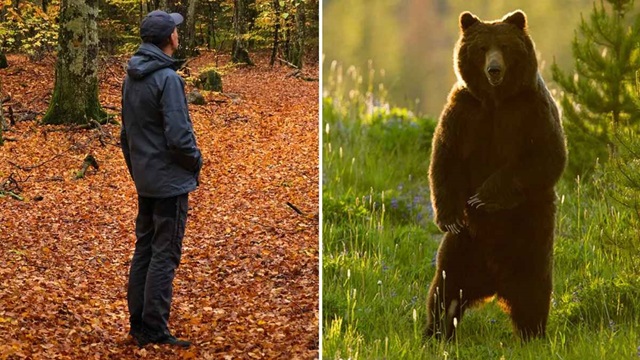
[480,46,488,52]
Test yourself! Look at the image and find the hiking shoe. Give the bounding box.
[131,328,191,348]
[129,327,147,347]
[154,334,191,348]
[130,330,151,348]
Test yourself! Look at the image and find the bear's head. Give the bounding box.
[454,10,538,100]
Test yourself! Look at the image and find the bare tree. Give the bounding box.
[269,0,281,66]
[287,0,305,69]
[183,0,199,55]
[0,77,4,146]
[232,0,253,64]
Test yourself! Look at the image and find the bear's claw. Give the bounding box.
[445,224,459,234]
[468,194,485,208]
[444,220,465,234]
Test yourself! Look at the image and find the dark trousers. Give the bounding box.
[127,193,189,337]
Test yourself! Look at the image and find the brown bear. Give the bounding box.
[425,10,567,341]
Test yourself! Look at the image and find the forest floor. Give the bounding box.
[0,52,319,359]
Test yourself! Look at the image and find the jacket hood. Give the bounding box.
[126,43,180,80]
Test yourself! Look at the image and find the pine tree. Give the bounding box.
[596,74,640,268]
[551,0,640,176]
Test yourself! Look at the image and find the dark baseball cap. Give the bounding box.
[140,10,184,45]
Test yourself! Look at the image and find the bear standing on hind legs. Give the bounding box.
[425,10,567,341]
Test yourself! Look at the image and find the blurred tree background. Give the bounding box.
[0,0,319,67]
[323,0,640,177]
[0,0,319,128]
[323,0,609,116]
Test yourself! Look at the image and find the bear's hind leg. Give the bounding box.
[499,272,551,340]
[498,207,555,340]
[425,230,493,340]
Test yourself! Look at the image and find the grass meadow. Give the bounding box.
[321,63,640,359]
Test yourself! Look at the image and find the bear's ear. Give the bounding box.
[503,10,527,30]
[459,11,480,31]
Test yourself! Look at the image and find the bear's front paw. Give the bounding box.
[467,193,486,208]
[437,218,466,234]
[467,193,515,212]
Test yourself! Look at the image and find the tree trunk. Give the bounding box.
[288,0,305,69]
[207,2,216,49]
[0,52,7,69]
[140,0,149,19]
[42,0,106,125]
[181,0,199,56]
[0,77,4,146]
[283,25,290,64]
[0,110,3,147]
[269,0,280,66]
[232,0,243,57]
[232,0,252,64]
[151,0,166,10]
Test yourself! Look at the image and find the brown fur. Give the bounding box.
[425,10,567,341]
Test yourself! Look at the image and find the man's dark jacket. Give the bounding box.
[121,43,202,198]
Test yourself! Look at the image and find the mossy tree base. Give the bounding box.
[42,74,107,125]
[41,0,106,125]
[286,48,303,70]
[231,0,253,66]
[198,69,223,92]
[285,0,306,70]
[231,45,254,66]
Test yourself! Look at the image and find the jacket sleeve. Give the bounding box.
[120,80,134,179]
[160,74,202,173]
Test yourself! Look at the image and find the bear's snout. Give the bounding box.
[485,48,505,86]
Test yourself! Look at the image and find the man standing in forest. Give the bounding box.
[120,10,202,348]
